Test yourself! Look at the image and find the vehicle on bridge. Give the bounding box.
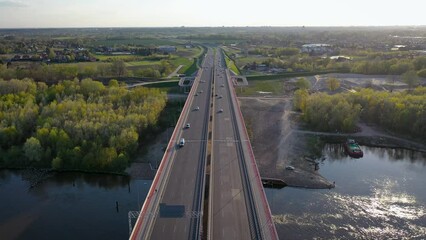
[179,138,185,147]
[185,123,191,129]
[194,106,200,111]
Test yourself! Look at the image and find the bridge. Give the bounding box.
[130,48,278,240]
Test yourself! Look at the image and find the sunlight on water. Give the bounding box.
[273,184,426,239]
[271,146,426,239]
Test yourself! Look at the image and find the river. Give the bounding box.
[267,145,426,239]
[0,171,151,240]
[0,145,425,239]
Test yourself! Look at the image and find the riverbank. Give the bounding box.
[239,97,426,189]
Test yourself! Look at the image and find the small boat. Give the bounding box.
[344,139,363,158]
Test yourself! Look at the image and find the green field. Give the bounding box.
[143,80,182,93]
[237,79,285,96]
[223,52,240,75]
[92,38,180,47]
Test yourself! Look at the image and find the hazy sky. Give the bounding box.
[0,0,425,28]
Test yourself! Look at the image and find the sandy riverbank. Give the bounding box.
[239,97,426,189]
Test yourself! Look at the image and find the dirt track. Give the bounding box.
[239,97,333,189]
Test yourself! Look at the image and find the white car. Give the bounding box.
[285,166,295,170]
[194,106,200,111]
[185,123,190,128]
[179,138,185,147]
[218,108,223,113]
[221,84,225,87]
[219,95,223,99]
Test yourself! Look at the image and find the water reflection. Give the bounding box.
[0,170,150,240]
[324,144,426,164]
[269,145,426,239]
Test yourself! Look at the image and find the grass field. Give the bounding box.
[143,80,182,93]
[237,79,285,96]
[235,56,269,68]
[224,52,240,75]
[92,38,180,47]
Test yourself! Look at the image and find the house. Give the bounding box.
[391,45,407,51]
[301,44,333,55]
[330,56,351,62]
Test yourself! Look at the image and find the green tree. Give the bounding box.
[111,60,127,77]
[47,48,56,60]
[51,157,62,169]
[326,77,340,91]
[402,70,420,90]
[23,137,43,162]
[296,77,311,89]
[418,69,426,78]
[293,89,309,111]
[108,79,119,88]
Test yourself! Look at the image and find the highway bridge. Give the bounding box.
[130,48,278,240]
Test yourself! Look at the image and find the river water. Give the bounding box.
[0,171,151,240]
[267,145,426,239]
[0,145,425,239]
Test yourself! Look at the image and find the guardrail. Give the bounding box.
[223,50,278,240]
[130,59,205,240]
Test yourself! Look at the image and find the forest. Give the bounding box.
[0,78,167,172]
[294,87,426,140]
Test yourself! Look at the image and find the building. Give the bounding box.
[301,44,333,55]
[391,45,407,51]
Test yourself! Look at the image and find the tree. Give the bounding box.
[402,70,420,90]
[418,69,426,78]
[293,89,309,111]
[47,48,56,60]
[111,60,127,77]
[326,77,340,91]
[51,157,62,169]
[23,137,43,161]
[108,79,119,88]
[296,77,311,89]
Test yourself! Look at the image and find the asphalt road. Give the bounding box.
[131,49,214,240]
[209,50,278,240]
[131,48,277,240]
[209,51,253,239]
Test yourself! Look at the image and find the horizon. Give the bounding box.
[1,25,426,30]
[1,0,426,28]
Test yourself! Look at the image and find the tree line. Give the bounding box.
[0,57,178,81]
[0,78,167,172]
[294,87,426,140]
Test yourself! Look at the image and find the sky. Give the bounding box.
[0,0,425,28]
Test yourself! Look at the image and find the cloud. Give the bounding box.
[0,1,27,7]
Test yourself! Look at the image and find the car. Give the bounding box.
[219,95,223,99]
[221,84,225,87]
[185,123,190,128]
[218,108,223,113]
[195,93,199,96]
[179,138,185,147]
[285,166,295,170]
[194,106,200,111]
[200,90,203,93]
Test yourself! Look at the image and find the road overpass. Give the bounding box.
[130,48,277,240]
